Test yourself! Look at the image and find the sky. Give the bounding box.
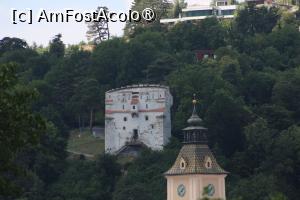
[0,0,202,46]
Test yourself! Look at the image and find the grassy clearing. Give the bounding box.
[67,129,136,164]
[67,129,104,156]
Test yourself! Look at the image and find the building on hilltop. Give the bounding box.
[161,0,299,25]
[105,84,173,154]
[195,49,216,61]
[165,96,228,200]
[161,0,237,25]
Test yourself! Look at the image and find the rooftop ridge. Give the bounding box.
[106,84,169,93]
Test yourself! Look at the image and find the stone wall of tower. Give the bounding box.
[104,84,173,154]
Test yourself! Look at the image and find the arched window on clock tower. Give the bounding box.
[180,157,187,169]
[205,156,212,169]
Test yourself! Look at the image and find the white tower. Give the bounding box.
[105,84,173,154]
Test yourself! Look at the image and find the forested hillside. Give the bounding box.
[1,4,300,200]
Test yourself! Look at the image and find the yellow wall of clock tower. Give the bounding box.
[166,174,227,200]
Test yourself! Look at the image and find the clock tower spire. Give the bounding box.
[165,95,228,200]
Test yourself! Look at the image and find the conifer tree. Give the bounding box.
[86,7,110,44]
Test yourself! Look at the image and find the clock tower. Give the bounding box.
[165,96,228,200]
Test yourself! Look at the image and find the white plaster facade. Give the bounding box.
[105,84,173,154]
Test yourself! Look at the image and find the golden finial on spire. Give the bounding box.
[187,93,202,125]
[192,93,197,105]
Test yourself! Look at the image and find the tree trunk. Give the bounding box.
[89,108,93,134]
[79,115,82,135]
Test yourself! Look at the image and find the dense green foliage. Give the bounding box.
[1,3,300,200]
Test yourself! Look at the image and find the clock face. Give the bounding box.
[177,184,186,197]
[207,184,215,196]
